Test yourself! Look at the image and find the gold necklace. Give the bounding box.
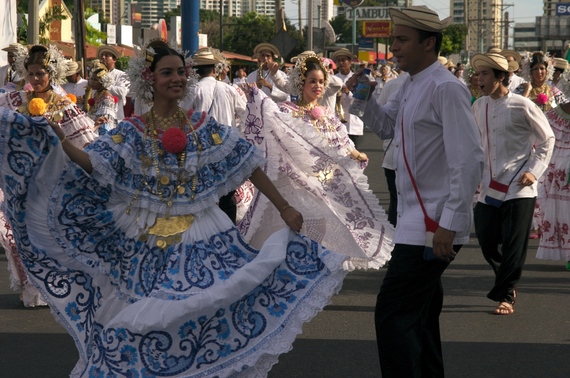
[530,83,552,111]
[293,102,337,143]
[152,108,183,130]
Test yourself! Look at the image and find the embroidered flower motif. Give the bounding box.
[28,97,47,116]
[311,106,325,120]
[162,128,187,154]
[66,93,77,103]
[536,93,548,105]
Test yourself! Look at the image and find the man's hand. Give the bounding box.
[280,207,304,232]
[433,226,457,262]
[518,171,536,187]
[256,77,272,90]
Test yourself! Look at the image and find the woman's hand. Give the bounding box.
[280,206,304,232]
[47,119,66,140]
[350,150,368,163]
[94,116,108,129]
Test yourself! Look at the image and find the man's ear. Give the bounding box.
[423,36,436,53]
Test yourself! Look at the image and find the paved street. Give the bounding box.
[1,129,569,377]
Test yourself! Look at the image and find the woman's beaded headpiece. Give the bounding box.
[127,38,198,105]
[16,44,68,85]
[520,51,554,82]
[288,53,330,98]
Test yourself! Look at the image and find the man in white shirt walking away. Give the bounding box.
[471,52,554,315]
[351,6,484,377]
[61,60,88,110]
[97,45,130,121]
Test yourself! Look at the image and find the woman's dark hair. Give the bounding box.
[24,45,49,70]
[417,30,443,55]
[147,40,185,72]
[492,68,510,87]
[530,53,548,69]
[303,58,327,82]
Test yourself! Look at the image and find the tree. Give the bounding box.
[85,8,107,46]
[39,5,68,45]
[441,24,468,57]
[223,13,275,57]
[329,14,363,44]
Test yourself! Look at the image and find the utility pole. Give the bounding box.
[219,0,223,51]
[27,0,39,44]
[74,0,87,72]
[308,0,313,50]
[298,0,303,38]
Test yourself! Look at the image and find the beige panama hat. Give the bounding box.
[507,60,519,72]
[291,50,323,63]
[192,48,223,66]
[252,43,280,59]
[437,56,447,66]
[97,45,120,59]
[331,48,357,62]
[552,57,568,70]
[65,60,81,76]
[2,43,24,53]
[500,49,522,63]
[389,6,451,33]
[471,53,512,73]
[488,47,502,54]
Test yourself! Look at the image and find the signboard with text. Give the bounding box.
[342,7,392,21]
[362,21,392,38]
[556,3,570,15]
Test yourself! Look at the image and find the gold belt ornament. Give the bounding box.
[140,214,194,249]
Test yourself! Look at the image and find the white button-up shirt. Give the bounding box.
[362,61,484,245]
[246,68,289,102]
[106,68,130,120]
[472,92,554,202]
[336,71,364,135]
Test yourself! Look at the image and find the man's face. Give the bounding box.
[100,52,116,70]
[390,25,430,75]
[7,52,16,65]
[67,72,80,83]
[258,50,274,66]
[477,66,502,96]
[337,56,352,73]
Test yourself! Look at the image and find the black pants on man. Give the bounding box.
[375,244,455,378]
[473,197,535,304]
[219,190,237,224]
[383,168,397,226]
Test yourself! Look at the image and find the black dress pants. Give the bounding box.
[473,197,535,303]
[375,244,454,378]
[383,168,397,226]
[219,190,237,224]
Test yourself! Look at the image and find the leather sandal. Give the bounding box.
[493,302,514,315]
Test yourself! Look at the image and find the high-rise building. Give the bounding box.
[451,0,505,53]
[199,0,277,17]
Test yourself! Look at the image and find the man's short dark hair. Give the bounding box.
[417,29,443,55]
[492,68,510,87]
[195,65,215,77]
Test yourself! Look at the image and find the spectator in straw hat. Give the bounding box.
[246,42,289,102]
[97,44,130,120]
[500,50,527,92]
[61,60,88,109]
[0,43,25,88]
[471,52,553,315]
[351,6,484,376]
[332,47,364,145]
[548,57,570,97]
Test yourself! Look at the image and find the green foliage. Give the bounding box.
[17,15,27,44]
[223,13,275,56]
[329,14,363,44]
[116,56,130,71]
[441,24,468,56]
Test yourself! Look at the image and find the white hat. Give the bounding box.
[471,53,512,73]
[389,6,451,33]
[331,48,356,62]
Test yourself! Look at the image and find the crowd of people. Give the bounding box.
[0,4,568,377]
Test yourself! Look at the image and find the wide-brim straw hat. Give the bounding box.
[2,43,23,53]
[192,48,224,66]
[552,57,568,70]
[437,56,448,66]
[488,47,502,54]
[291,50,322,63]
[500,49,522,63]
[65,60,81,76]
[331,48,356,62]
[97,45,120,59]
[252,43,280,59]
[389,6,451,33]
[471,53,512,73]
[508,60,519,72]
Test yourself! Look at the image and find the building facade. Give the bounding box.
[450,0,505,53]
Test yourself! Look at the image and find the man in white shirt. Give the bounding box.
[185,48,248,223]
[0,43,24,87]
[97,45,130,120]
[351,6,484,377]
[332,48,364,146]
[61,60,88,110]
[471,52,554,315]
[246,43,289,102]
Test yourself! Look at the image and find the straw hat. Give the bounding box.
[507,60,519,72]
[552,57,568,71]
[192,47,223,66]
[331,48,356,62]
[65,60,82,76]
[291,50,322,63]
[97,45,120,59]
[500,49,522,63]
[437,56,447,66]
[2,43,23,53]
[471,53,511,73]
[252,43,280,59]
[389,6,451,33]
[488,47,502,54]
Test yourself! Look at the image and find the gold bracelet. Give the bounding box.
[279,204,293,215]
[356,153,362,161]
[59,135,67,144]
